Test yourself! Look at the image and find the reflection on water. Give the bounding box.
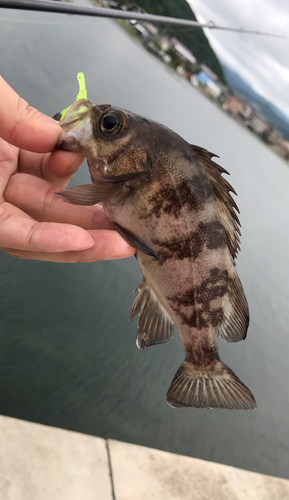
[0,5,289,480]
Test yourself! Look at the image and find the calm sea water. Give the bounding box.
[1,4,289,480]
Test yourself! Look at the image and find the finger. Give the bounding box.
[18,148,84,187]
[4,173,112,229]
[0,229,135,262]
[0,138,18,196]
[0,210,95,252]
[42,149,85,186]
[0,201,35,220]
[0,76,60,152]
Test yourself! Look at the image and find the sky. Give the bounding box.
[188,0,289,119]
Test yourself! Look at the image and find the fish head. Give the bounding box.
[59,100,155,181]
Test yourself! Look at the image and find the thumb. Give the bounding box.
[0,76,61,153]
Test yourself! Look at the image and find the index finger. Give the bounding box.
[0,76,60,152]
[0,206,94,253]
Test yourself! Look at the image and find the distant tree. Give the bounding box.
[166,47,182,70]
[132,0,226,83]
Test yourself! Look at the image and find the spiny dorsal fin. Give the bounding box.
[191,145,241,261]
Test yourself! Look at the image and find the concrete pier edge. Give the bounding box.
[0,414,288,499]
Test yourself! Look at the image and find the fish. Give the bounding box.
[57,99,256,410]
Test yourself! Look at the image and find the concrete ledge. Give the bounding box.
[0,415,112,500]
[108,439,289,500]
[0,415,289,499]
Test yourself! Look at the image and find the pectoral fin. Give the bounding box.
[56,181,129,206]
[113,223,159,259]
[130,280,174,349]
[56,184,105,205]
[56,171,147,206]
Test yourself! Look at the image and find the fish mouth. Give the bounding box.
[57,99,93,152]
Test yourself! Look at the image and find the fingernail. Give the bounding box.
[61,233,95,251]
[77,236,95,250]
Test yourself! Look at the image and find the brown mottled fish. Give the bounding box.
[57,99,256,410]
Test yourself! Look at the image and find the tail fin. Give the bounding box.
[167,360,256,410]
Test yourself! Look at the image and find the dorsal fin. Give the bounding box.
[191,145,241,261]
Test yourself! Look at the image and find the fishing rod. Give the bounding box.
[0,0,284,38]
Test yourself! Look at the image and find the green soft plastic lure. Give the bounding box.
[59,72,87,121]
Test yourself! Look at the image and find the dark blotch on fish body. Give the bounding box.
[152,221,226,263]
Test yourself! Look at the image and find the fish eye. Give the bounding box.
[99,110,125,136]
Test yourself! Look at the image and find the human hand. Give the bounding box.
[0,76,135,262]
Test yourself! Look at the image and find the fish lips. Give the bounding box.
[58,99,94,152]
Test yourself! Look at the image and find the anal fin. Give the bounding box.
[219,274,249,342]
[130,280,174,349]
[167,360,256,410]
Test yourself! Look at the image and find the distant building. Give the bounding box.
[159,36,170,52]
[194,71,212,87]
[267,128,284,144]
[239,103,253,121]
[265,129,289,160]
[271,140,289,160]
[143,22,159,38]
[176,65,186,76]
[134,23,149,39]
[193,71,228,100]
[200,64,219,82]
[170,37,196,66]
[223,95,243,115]
[248,113,269,136]
[281,141,289,160]
[206,80,223,99]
